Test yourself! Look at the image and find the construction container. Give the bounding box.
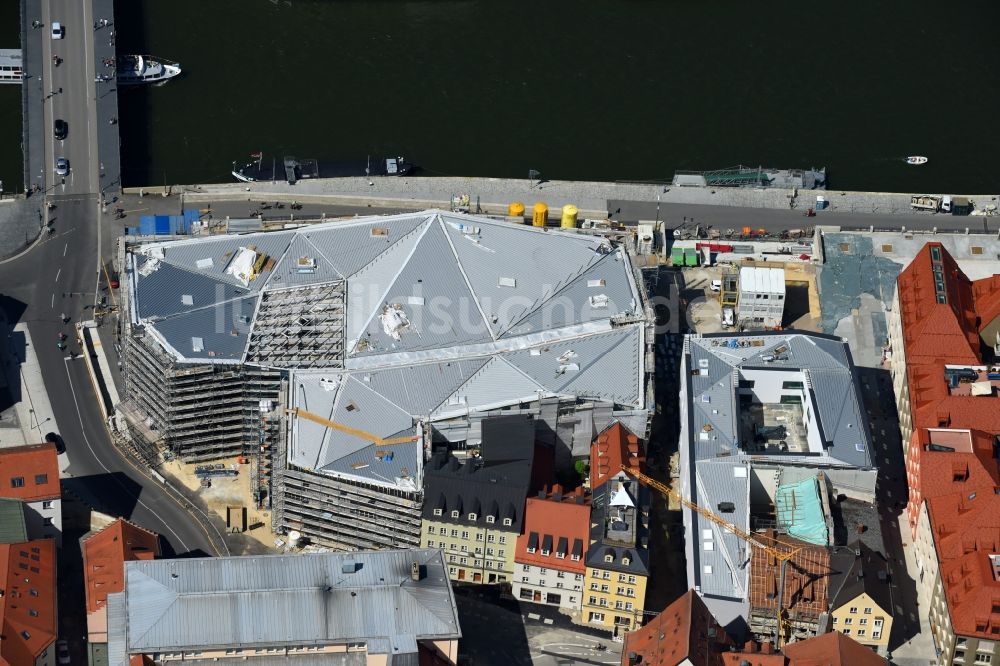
[560,204,578,228]
[683,249,700,266]
[532,202,548,227]
[670,248,684,266]
[508,201,525,218]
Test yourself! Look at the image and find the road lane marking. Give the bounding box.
[50,293,54,309]
[63,243,68,257]
[63,357,192,552]
[55,268,61,282]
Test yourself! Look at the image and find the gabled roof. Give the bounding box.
[421,415,539,533]
[829,542,892,614]
[111,549,460,655]
[622,590,731,666]
[0,443,59,502]
[82,518,160,614]
[590,422,643,490]
[0,540,57,665]
[516,486,590,572]
[781,630,886,666]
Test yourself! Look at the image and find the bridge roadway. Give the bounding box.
[12,0,215,556]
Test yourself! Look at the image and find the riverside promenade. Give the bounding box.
[170,175,1000,226]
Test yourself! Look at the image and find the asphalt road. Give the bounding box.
[609,199,1000,235]
[0,189,216,555]
[39,0,100,197]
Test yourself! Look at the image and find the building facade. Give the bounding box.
[0,443,62,546]
[512,486,590,612]
[581,475,649,638]
[736,266,786,329]
[421,415,544,585]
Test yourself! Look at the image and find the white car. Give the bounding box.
[51,22,64,39]
[710,279,722,292]
[56,639,70,665]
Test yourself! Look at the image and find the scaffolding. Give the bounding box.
[245,282,346,368]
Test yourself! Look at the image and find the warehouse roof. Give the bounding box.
[107,548,459,659]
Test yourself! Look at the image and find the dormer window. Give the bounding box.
[604,554,614,563]
[503,518,513,527]
[433,509,443,516]
[486,516,496,524]
[622,557,631,566]
[527,547,536,554]
[468,513,478,521]
[451,510,460,518]
[571,554,581,561]
[556,552,566,559]
[541,549,550,556]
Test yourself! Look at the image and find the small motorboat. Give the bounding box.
[905,156,928,165]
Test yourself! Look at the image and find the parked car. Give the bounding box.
[54,119,67,140]
[56,639,70,665]
[51,22,64,39]
[55,157,69,176]
[710,279,722,292]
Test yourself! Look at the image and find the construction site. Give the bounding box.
[116,210,655,552]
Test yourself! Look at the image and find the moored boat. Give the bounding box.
[905,156,928,165]
[117,55,181,85]
[232,153,417,184]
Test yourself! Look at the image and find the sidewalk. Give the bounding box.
[0,318,66,470]
[888,491,934,666]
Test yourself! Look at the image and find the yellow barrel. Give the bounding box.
[508,201,525,218]
[560,204,578,228]
[532,202,548,227]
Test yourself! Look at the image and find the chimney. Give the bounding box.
[628,652,641,666]
[576,494,585,504]
[856,523,867,534]
[761,642,773,655]
[411,561,422,581]
[537,490,547,499]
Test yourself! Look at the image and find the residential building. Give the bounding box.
[421,415,545,585]
[0,443,62,545]
[512,485,590,612]
[0,497,28,544]
[0,539,57,666]
[828,543,893,655]
[81,519,160,647]
[623,590,887,666]
[590,422,644,491]
[121,210,654,552]
[678,332,874,629]
[885,242,1000,665]
[106,548,461,665]
[621,589,731,666]
[582,474,649,638]
[736,267,785,329]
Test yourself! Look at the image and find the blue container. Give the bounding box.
[153,215,171,235]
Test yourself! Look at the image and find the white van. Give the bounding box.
[941,195,953,213]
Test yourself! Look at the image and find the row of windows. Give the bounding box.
[426,525,507,544]
[585,596,634,611]
[525,546,579,561]
[840,628,881,639]
[9,474,49,488]
[588,583,637,597]
[590,569,638,583]
[427,541,507,559]
[832,617,883,627]
[521,565,583,580]
[432,509,512,526]
[519,577,582,591]
[445,554,507,569]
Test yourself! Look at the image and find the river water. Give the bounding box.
[4,1,1000,193]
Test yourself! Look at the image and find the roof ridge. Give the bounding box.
[500,249,609,337]
[436,214,497,342]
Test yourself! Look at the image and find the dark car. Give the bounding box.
[54,119,67,140]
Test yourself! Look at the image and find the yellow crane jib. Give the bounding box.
[286,408,419,447]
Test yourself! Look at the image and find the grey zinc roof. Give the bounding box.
[152,295,258,362]
[152,230,297,290]
[690,459,750,600]
[505,248,639,337]
[132,257,250,321]
[107,592,127,666]
[117,549,460,653]
[304,214,430,278]
[353,220,494,355]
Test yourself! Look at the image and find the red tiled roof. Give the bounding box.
[973,275,1000,333]
[0,443,59,502]
[781,631,886,666]
[0,540,57,665]
[621,590,731,666]
[82,519,160,614]
[590,423,644,490]
[515,486,590,573]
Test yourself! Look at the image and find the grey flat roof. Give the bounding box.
[110,549,460,656]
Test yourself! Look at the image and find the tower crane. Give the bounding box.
[285,407,419,447]
[622,466,801,648]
